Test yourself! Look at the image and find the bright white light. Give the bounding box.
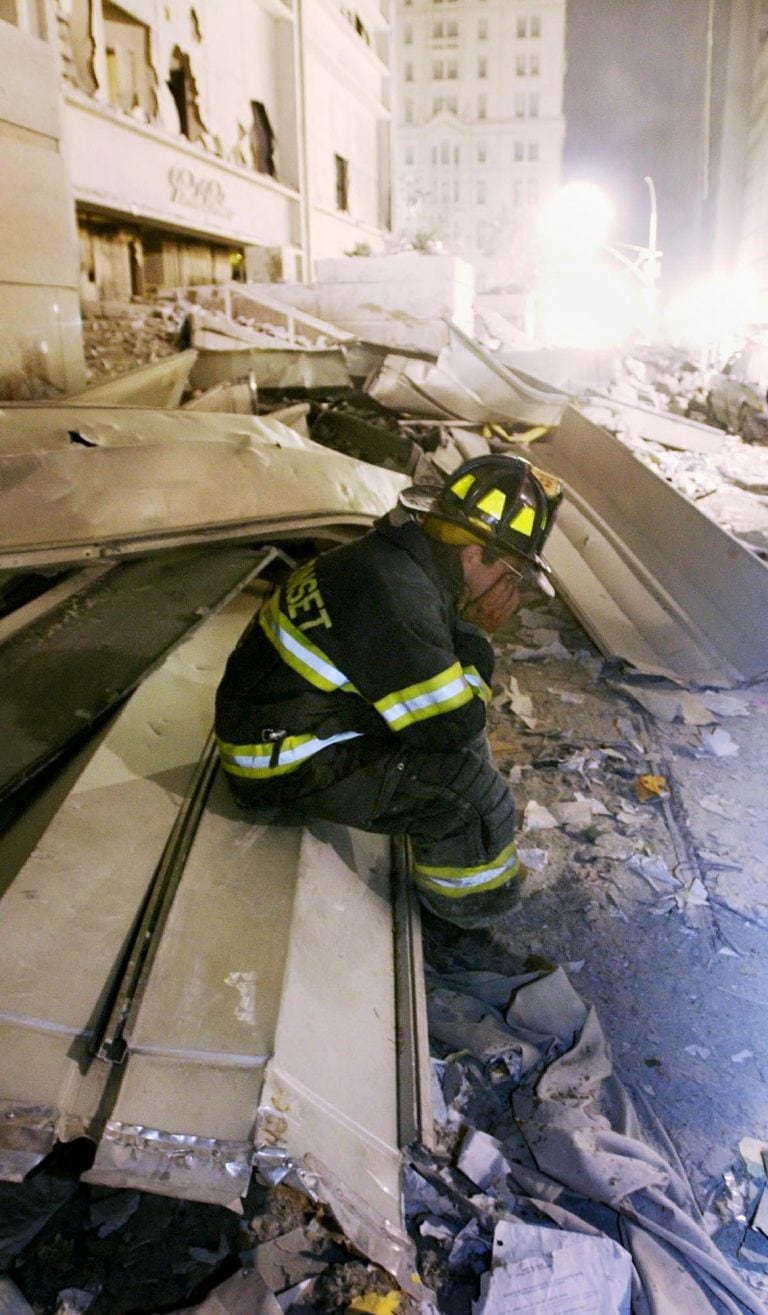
[665,272,762,359]
[536,261,643,348]
[537,182,615,261]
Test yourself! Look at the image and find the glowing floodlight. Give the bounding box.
[538,181,614,260]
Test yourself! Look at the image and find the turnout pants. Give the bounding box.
[223,735,520,905]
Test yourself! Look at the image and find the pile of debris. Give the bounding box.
[81,301,184,385]
[3,288,768,1315]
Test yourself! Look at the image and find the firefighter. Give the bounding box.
[215,454,563,929]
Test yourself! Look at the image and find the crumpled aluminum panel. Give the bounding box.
[66,350,199,408]
[367,322,570,426]
[539,406,768,686]
[0,589,430,1285]
[0,413,407,570]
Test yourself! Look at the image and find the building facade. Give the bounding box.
[54,0,393,300]
[392,0,566,293]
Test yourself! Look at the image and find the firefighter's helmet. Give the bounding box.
[403,455,563,589]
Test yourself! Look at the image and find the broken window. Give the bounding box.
[335,154,349,211]
[250,101,275,176]
[1,0,46,36]
[167,45,205,142]
[103,2,157,119]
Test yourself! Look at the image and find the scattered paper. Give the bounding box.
[547,686,585,705]
[474,1221,632,1315]
[504,676,537,728]
[684,1045,711,1060]
[675,878,710,911]
[457,1129,510,1191]
[699,691,750,718]
[731,1051,755,1065]
[552,794,610,827]
[522,801,559,831]
[693,727,740,758]
[612,683,715,726]
[627,854,680,891]
[517,847,548,872]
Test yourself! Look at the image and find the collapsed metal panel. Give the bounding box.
[0,432,407,571]
[367,322,569,426]
[539,406,768,686]
[65,351,199,408]
[0,592,430,1281]
[0,546,278,811]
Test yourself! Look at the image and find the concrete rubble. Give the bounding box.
[1,293,768,1314]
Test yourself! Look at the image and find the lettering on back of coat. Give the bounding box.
[284,561,332,631]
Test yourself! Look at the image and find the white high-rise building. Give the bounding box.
[392,0,566,292]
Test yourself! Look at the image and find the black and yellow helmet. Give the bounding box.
[427,455,562,570]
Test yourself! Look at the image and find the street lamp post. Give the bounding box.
[602,175,662,342]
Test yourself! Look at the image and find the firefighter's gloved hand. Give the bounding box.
[461,573,520,634]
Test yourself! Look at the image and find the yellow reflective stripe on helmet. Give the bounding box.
[259,592,358,694]
[413,840,520,897]
[375,661,474,731]
[463,665,492,703]
[451,472,476,499]
[508,504,536,537]
[475,487,506,521]
[217,730,363,778]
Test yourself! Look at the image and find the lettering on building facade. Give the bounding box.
[168,167,234,219]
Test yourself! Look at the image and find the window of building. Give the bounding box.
[531,15,541,36]
[513,179,524,205]
[517,15,526,37]
[477,141,487,162]
[515,53,526,76]
[515,93,525,118]
[478,18,488,39]
[528,140,539,160]
[335,154,349,210]
[0,0,47,37]
[433,96,444,113]
[529,92,539,117]
[405,145,414,165]
[447,20,458,37]
[405,98,413,123]
[404,23,412,43]
[433,59,444,79]
[442,180,450,200]
[167,45,204,141]
[477,180,487,204]
[478,94,486,119]
[454,144,460,163]
[446,58,458,78]
[514,140,524,161]
[530,53,540,75]
[433,20,443,37]
[447,94,458,113]
[105,3,158,121]
[454,180,460,200]
[250,101,275,175]
[431,145,438,164]
[527,178,539,203]
[441,140,449,164]
[404,61,413,81]
[478,56,487,78]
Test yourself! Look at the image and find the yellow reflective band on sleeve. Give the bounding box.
[259,591,358,694]
[374,661,474,731]
[451,473,476,500]
[217,730,363,778]
[476,487,506,521]
[463,665,492,703]
[508,504,535,537]
[413,840,520,898]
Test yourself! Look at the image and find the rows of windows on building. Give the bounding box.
[405,54,539,77]
[403,92,540,121]
[402,1,543,39]
[404,141,540,165]
[413,177,539,204]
